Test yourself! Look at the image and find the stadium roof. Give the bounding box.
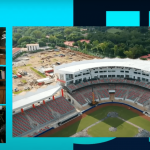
[54,58,150,74]
[13,84,62,111]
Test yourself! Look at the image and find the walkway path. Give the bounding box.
[83,117,108,132]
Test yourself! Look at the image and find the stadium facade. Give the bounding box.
[54,58,150,85]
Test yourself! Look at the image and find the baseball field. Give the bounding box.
[39,104,150,137]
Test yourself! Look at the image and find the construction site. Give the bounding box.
[13,47,100,96]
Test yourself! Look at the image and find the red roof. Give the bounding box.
[79,39,90,43]
[64,41,74,47]
[140,54,150,58]
[13,48,21,54]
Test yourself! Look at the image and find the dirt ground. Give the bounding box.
[13,47,100,96]
[38,103,150,137]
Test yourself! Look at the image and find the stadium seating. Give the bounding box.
[97,89,109,99]
[67,84,77,91]
[70,82,150,106]
[83,91,98,102]
[126,90,141,101]
[13,113,33,137]
[115,89,127,98]
[13,97,76,137]
[47,97,76,116]
[66,78,150,93]
[72,93,88,105]
[137,92,150,105]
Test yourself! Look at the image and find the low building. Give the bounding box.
[64,41,74,47]
[13,48,22,58]
[79,39,90,43]
[26,44,39,51]
[140,54,150,59]
[39,67,54,73]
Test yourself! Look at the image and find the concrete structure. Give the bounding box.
[13,47,22,58]
[26,44,39,51]
[54,58,150,85]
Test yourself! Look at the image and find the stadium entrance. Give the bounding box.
[109,90,115,101]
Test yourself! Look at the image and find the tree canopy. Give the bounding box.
[13,26,150,59]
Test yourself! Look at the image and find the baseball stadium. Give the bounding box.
[13,58,150,137]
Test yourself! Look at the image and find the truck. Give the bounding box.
[16,73,22,78]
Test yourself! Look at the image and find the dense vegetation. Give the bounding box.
[13,26,150,59]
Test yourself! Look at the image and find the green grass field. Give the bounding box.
[88,117,138,137]
[49,106,150,137]
[107,28,122,34]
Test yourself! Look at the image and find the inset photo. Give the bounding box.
[12,27,150,138]
[0,67,5,104]
[0,28,6,65]
[0,105,6,143]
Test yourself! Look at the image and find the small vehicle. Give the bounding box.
[13,75,18,79]
[14,88,19,92]
[56,62,61,65]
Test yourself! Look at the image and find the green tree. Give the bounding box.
[32,30,42,39]
[17,36,32,45]
[124,51,134,58]
[39,41,46,47]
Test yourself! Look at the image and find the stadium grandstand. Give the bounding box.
[13,58,150,137]
[13,84,80,137]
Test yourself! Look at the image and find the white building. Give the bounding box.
[54,58,150,86]
[26,44,39,51]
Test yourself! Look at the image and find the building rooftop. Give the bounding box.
[54,58,150,74]
[79,39,90,43]
[64,41,74,46]
[26,44,39,46]
[140,54,150,58]
[12,48,21,54]
[13,84,62,111]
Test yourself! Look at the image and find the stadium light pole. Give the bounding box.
[89,68,95,105]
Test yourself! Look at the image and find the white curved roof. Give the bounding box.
[54,58,150,74]
[13,84,62,111]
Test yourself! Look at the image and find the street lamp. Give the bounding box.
[89,68,96,105]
